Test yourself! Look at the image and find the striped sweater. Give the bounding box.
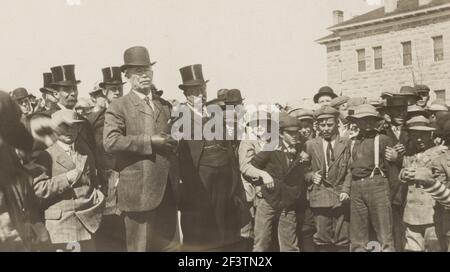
[424,180,450,209]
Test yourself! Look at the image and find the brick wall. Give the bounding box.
[325,17,450,101]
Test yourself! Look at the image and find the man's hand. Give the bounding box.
[29,114,57,147]
[0,212,19,243]
[412,167,436,188]
[151,133,177,151]
[66,169,81,185]
[385,147,399,162]
[393,144,406,157]
[260,171,275,190]
[339,192,350,202]
[312,171,322,185]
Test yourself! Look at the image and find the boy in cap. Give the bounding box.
[304,106,351,252]
[397,116,443,251]
[289,108,315,141]
[33,110,104,251]
[348,104,396,251]
[251,112,307,252]
[415,85,431,108]
[330,96,351,137]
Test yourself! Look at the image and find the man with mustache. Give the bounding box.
[398,116,443,252]
[176,64,238,251]
[87,67,125,251]
[104,46,179,252]
[304,106,351,252]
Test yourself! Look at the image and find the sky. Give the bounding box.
[0,0,382,106]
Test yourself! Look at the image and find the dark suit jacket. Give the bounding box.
[251,147,307,211]
[33,140,104,244]
[103,91,176,212]
[384,127,409,206]
[304,136,352,208]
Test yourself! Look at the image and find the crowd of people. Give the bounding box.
[0,45,450,252]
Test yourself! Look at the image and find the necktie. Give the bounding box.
[143,96,154,112]
[326,141,334,167]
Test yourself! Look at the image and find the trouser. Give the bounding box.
[180,164,238,251]
[392,204,406,252]
[123,183,179,252]
[253,197,299,252]
[297,205,316,252]
[435,206,450,251]
[95,214,126,252]
[350,175,394,252]
[404,224,440,252]
[311,205,350,251]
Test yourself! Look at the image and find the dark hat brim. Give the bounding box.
[39,88,56,94]
[12,94,31,101]
[347,113,383,120]
[179,80,210,90]
[313,92,338,104]
[99,81,126,88]
[120,62,157,72]
[51,80,81,87]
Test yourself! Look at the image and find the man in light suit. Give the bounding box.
[304,106,351,252]
[33,110,104,252]
[103,46,179,252]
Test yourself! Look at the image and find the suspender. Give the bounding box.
[370,134,385,178]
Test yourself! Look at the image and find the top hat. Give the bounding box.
[178,64,209,90]
[50,64,81,87]
[386,96,408,107]
[120,46,156,72]
[313,86,338,104]
[100,67,125,88]
[40,73,56,94]
[11,87,31,101]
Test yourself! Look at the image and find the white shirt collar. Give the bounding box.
[133,90,154,110]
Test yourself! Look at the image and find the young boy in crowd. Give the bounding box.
[398,116,444,251]
[348,104,397,252]
[250,112,307,252]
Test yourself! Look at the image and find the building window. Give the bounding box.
[402,41,412,66]
[357,49,366,72]
[433,36,444,61]
[373,46,383,70]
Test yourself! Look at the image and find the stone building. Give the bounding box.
[317,0,450,101]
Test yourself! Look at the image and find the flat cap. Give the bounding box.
[330,96,350,108]
[288,108,314,121]
[314,105,339,120]
[279,112,300,131]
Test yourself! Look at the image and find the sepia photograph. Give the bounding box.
[1,0,450,256]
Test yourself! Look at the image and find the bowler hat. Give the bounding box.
[315,106,339,120]
[99,67,125,88]
[11,87,31,101]
[406,116,435,131]
[178,64,209,90]
[40,73,56,94]
[120,46,156,72]
[224,89,244,105]
[313,86,337,104]
[50,64,81,87]
[386,96,408,107]
[347,104,383,120]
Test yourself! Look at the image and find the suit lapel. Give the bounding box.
[313,138,325,170]
[153,99,163,122]
[328,136,346,169]
[52,144,75,170]
[129,91,154,117]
